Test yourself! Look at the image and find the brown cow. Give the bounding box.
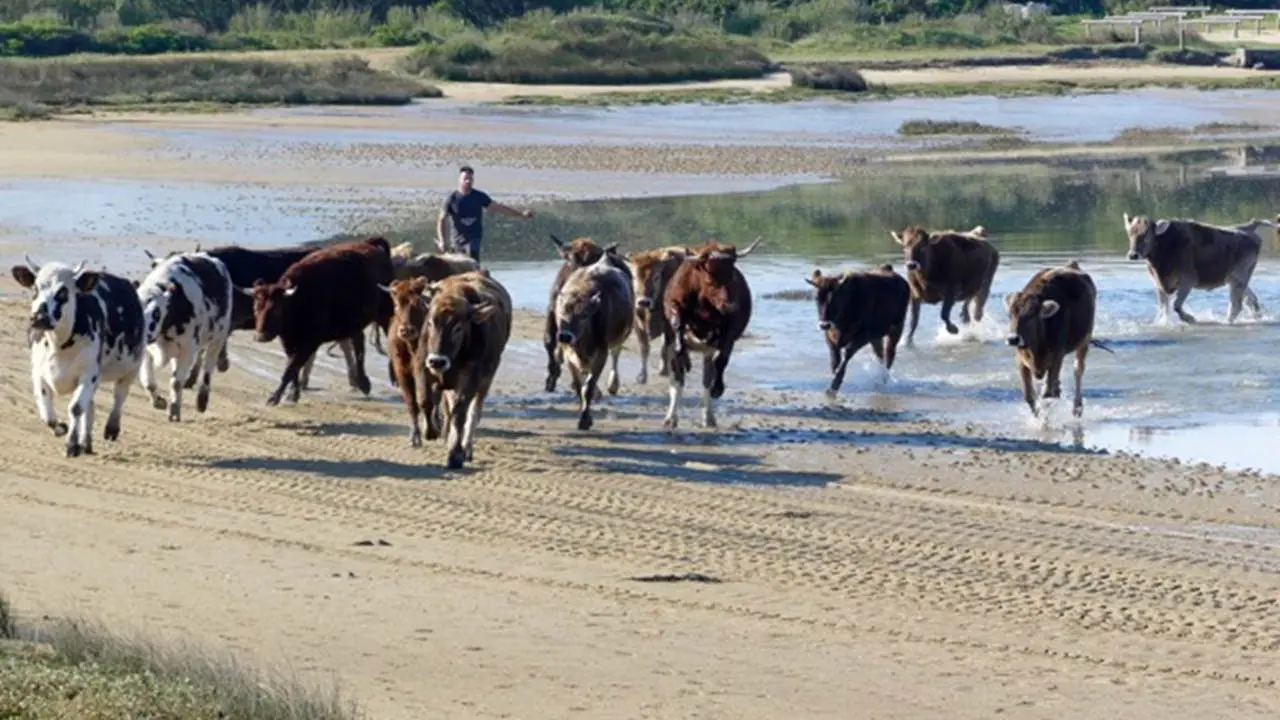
[804,264,910,399]
[542,234,612,393]
[1004,260,1112,418]
[413,271,512,469]
[1122,212,1272,324]
[390,242,480,282]
[244,237,394,406]
[554,249,635,430]
[383,277,442,447]
[627,245,690,384]
[890,224,1000,343]
[661,237,761,430]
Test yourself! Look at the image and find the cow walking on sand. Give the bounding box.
[413,271,512,469]
[554,248,635,430]
[383,277,440,447]
[542,234,609,393]
[661,238,760,430]
[136,251,234,422]
[12,258,146,457]
[1005,260,1112,418]
[890,224,1000,343]
[805,264,910,399]
[627,245,689,384]
[1122,212,1272,324]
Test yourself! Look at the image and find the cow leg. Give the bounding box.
[1228,282,1246,324]
[32,372,66,437]
[663,345,687,431]
[446,390,469,469]
[182,354,200,389]
[635,328,650,385]
[140,347,162,411]
[709,340,733,400]
[103,373,133,442]
[1043,353,1064,402]
[1246,287,1262,316]
[884,323,904,371]
[197,334,227,414]
[1072,343,1089,418]
[268,349,312,406]
[939,291,959,334]
[699,351,719,428]
[906,298,922,345]
[216,342,230,372]
[348,332,371,396]
[827,341,863,399]
[168,342,199,422]
[463,381,492,462]
[543,310,561,393]
[1018,362,1037,417]
[607,344,623,396]
[959,302,971,325]
[66,373,99,457]
[400,364,421,448]
[1172,280,1196,324]
[299,353,315,391]
[1154,287,1171,323]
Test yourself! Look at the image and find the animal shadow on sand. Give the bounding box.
[269,420,405,438]
[553,444,840,487]
[206,456,458,480]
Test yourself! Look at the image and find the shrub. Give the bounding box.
[94,24,212,54]
[0,21,94,57]
[788,63,868,93]
[899,119,1013,136]
[1155,48,1220,66]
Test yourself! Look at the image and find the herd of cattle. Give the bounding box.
[9,210,1276,468]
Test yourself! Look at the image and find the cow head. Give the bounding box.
[1004,291,1060,350]
[890,225,934,273]
[1123,212,1168,261]
[554,278,602,347]
[138,279,181,344]
[381,277,431,341]
[11,257,99,338]
[685,237,761,277]
[549,234,605,268]
[804,268,844,333]
[423,290,499,375]
[629,247,687,311]
[242,278,297,343]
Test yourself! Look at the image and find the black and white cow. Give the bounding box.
[135,252,234,422]
[11,257,146,457]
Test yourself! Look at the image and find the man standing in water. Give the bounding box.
[436,165,535,263]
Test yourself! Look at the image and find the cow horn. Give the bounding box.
[737,236,763,258]
[24,254,39,273]
[143,249,156,262]
[283,286,298,297]
[72,260,86,275]
[604,243,618,254]
[549,233,565,249]
[377,283,392,293]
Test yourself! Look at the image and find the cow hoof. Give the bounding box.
[591,386,603,402]
[663,416,677,431]
[410,431,421,448]
[545,376,558,393]
[578,414,593,431]
[266,394,282,407]
[446,449,465,470]
[49,421,68,437]
[65,442,82,458]
[182,376,198,390]
[710,379,725,400]
[196,389,210,413]
[1073,404,1084,418]
[216,355,230,372]
[636,372,648,385]
[945,323,959,335]
[151,395,167,411]
[82,442,94,455]
[824,386,839,400]
[167,409,180,423]
[104,423,120,441]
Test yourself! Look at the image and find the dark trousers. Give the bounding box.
[452,242,481,264]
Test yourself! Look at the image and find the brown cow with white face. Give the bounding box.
[413,271,512,469]
[1122,212,1272,324]
[627,245,689,384]
[890,224,1000,343]
[1004,260,1112,418]
[554,248,635,431]
[542,234,609,394]
[661,237,761,430]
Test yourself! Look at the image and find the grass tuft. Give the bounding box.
[787,63,868,92]
[899,119,1014,136]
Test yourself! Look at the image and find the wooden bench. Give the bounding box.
[1225,9,1280,31]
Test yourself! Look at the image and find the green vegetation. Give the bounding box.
[788,63,867,93]
[899,119,1014,136]
[400,11,771,84]
[0,54,438,116]
[0,591,360,719]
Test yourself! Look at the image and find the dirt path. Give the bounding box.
[1,287,1279,718]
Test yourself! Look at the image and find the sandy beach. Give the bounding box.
[3,99,1280,719]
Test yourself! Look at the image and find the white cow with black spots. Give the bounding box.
[136,251,234,422]
[11,257,147,457]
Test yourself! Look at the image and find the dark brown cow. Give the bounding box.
[413,271,512,469]
[244,237,394,406]
[1122,212,1271,324]
[554,249,635,430]
[805,264,910,399]
[542,234,612,393]
[627,245,689,384]
[384,277,440,447]
[661,237,761,430]
[890,224,1000,343]
[1004,260,1112,418]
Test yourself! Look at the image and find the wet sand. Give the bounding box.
[3,102,1280,719]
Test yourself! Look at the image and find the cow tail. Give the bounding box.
[1089,338,1116,355]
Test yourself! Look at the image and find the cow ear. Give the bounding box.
[1154,219,1170,235]
[890,231,904,246]
[132,279,141,289]
[11,265,36,289]
[1004,292,1018,313]
[805,268,822,287]
[1040,300,1060,319]
[75,271,100,294]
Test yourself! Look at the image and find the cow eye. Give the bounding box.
[55,287,67,302]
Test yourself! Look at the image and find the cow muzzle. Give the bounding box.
[397,325,417,341]
[556,330,575,345]
[426,354,451,372]
[905,261,920,272]
[1126,252,1140,261]
[1006,334,1024,348]
[636,297,653,310]
[817,321,832,331]
[28,311,53,331]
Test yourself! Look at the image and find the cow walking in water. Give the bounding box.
[805,264,910,399]
[554,248,635,430]
[890,224,1000,343]
[1005,260,1112,418]
[12,258,146,457]
[136,251,235,422]
[661,238,760,430]
[1122,212,1272,324]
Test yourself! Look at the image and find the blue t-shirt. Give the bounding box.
[444,189,492,246]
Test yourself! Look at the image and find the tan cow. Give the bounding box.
[626,245,689,384]
[543,234,610,393]
[890,224,1000,343]
[554,248,635,431]
[1122,213,1272,324]
[389,242,480,282]
[413,271,512,470]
